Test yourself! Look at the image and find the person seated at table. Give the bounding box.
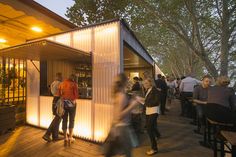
[193,75,212,134]
[206,76,236,127]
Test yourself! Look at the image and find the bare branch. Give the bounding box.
[214,0,223,21]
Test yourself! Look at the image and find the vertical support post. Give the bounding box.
[91,28,95,141]
[119,21,124,73]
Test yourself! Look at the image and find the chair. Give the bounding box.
[204,103,235,157]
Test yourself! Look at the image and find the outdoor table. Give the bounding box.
[221,131,236,157]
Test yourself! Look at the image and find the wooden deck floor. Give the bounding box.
[0,99,213,157]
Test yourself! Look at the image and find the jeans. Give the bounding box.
[62,105,76,130]
[146,113,159,150]
[45,97,61,139]
[180,92,193,116]
[196,105,205,131]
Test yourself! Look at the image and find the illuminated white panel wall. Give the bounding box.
[74,99,92,139]
[54,32,71,47]
[26,60,40,126]
[39,96,54,128]
[73,28,92,52]
[37,96,92,139]
[93,22,120,142]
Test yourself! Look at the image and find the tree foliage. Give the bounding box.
[66,0,236,79]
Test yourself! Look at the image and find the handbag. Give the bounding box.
[56,99,65,117]
[63,100,75,108]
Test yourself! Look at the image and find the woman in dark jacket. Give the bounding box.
[137,78,161,156]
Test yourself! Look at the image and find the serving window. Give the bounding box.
[40,59,92,99]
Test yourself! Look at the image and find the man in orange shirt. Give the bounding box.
[59,74,78,145]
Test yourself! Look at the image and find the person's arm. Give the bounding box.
[136,96,145,105]
[73,83,79,101]
[193,99,207,105]
[120,98,139,119]
[192,86,207,105]
[116,93,139,120]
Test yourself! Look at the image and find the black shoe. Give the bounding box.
[42,134,52,142]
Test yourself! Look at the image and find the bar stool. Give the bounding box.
[206,118,234,157]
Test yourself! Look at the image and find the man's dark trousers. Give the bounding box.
[45,96,61,139]
[160,93,167,115]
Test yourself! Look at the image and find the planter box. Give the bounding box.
[0,105,15,134]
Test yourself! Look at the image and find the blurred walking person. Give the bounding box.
[42,72,63,142]
[104,73,139,157]
[59,74,78,146]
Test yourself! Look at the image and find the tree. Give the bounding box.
[66,0,236,79]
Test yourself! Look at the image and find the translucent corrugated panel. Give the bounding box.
[74,99,92,139]
[93,22,120,142]
[26,60,40,126]
[73,29,92,52]
[39,96,54,128]
[54,32,71,47]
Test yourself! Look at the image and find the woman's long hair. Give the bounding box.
[112,73,128,95]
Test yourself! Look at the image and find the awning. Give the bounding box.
[0,39,91,63]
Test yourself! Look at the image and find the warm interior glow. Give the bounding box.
[31,26,43,32]
[0,38,7,43]
[95,130,105,140]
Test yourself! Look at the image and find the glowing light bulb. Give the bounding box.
[31,26,43,32]
[0,38,7,43]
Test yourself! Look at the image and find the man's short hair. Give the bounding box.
[55,72,62,80]
[201,75,212,81]
[157,74,162,79]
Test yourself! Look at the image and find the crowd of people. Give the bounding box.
[104,72,236,157]
[42,71,236,157]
